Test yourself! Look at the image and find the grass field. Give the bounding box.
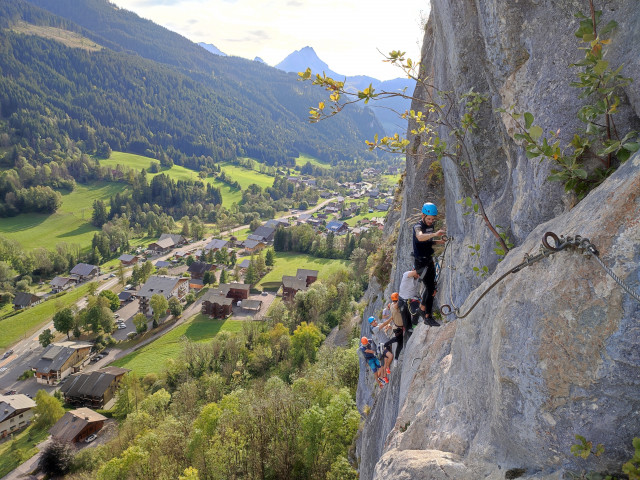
[111,314,244,376]
[295,154,330,169]
[0,425,49,479]
[255,252,350,290]
[100,152,279,206]
[345,211,381,227]
[0,284,91,349]
[0,181,125,250]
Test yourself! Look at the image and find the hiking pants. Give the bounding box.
[384,327,404,360]
[415,258,436,317]
[397,298,412,330]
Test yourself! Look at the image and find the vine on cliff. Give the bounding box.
[500,1,638,199]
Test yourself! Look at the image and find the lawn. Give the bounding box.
[111,314,244,376]
[0,425,49,478]
[345,211,381,227]
[219,163,275,190]
[256,252,350,290]
[0,284,91,349]
[0,181,125,250]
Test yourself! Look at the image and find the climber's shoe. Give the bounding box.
[424,316,441,327]
[386,368,391,375]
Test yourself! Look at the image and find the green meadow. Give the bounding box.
[295,154,330,168]
[0,283,91,349]
[111,314,243,376]
[247,252,350,290]
[101,152,277,206]
[0,181,125,250]
[0,425,49,478]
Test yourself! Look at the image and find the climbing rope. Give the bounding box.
[439,231,640,319]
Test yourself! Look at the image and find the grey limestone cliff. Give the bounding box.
[356,1,640,478]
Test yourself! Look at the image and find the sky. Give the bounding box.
[111,0,430,80]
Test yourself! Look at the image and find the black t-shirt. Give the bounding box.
[412,220,435,259]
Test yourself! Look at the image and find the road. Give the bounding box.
[0,197,335,395]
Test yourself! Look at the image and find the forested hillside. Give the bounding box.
[0,0,381,169]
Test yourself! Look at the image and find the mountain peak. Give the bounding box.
[198,42,226,57]
[275,46,338,78]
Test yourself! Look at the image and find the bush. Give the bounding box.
[18,370,35,380]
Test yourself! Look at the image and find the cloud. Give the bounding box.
[225,29,270,42]
[286,0,303,6]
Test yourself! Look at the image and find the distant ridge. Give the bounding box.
[274,46,415,135]
[198,42,226,56]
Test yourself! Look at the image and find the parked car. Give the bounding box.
[85,434,97,443]
[108,273,116,278]
[124,284,132,290]
[261,291,268,296]
[114,314,120,319]
[117,324,126,330]
[2,349,13,359]
[4,390,17,395]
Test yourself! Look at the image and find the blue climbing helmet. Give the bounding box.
[422,202,438,216]
[368,316,375,324]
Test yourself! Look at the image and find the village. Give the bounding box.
[0,174,393,451]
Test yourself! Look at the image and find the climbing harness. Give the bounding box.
[439,231,640,319]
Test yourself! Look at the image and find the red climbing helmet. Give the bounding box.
[361,337,369,345]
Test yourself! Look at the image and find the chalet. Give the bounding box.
[0,394,36,438]
[303,178,317,187]
[148,237,175,254]
[242,239,266,253]
[296,269,319,287]
[376,203,390,211]
[265,218,289,229]
[49,408,107,444]
[60,366,129,409]
[325,206,340,214]
[118,291,134,304]
[188,261,216,280]
[205,238,229,252]
[368,197,376,208]
[238,259,252,270]
[281,275,310,302]
[33,342,92,385]
[159,233,187,246]
[370,217,385,229]
[201,292,233,318]
[307,218,323,228]
[118,254,139,266]
[155,260,171,269]
[50,276,75,293]
[240,299,263,313]
[251,226,276,243]
[217,283,251,301]
[297,213,312,223]
[326,220,349,235]
[319,191,332,199]
[12,292,43,310]
[137,276,189,316]
[368,188,380,198]
[70,263,100,282]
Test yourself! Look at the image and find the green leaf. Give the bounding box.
[529,125,543,141]
[593,60,609,76]
[597,141,621,156]
[473,203,479,213]
[622,142,639,152]
[524,112,534,129]
[526,150,541,159]
[574,169,588,179]
[600,20,618,36]
[617,148,631,163]
[465,197,472,207]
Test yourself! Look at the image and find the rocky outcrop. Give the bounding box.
[356,1,640,478]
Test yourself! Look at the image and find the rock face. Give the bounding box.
[356,1,640,479]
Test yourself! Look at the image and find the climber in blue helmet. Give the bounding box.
[412,202,446,327]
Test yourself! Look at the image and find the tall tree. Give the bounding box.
[39,328,54,348]
[33,390,64,430]
[53,308,74,339]
[150,294,169,322]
